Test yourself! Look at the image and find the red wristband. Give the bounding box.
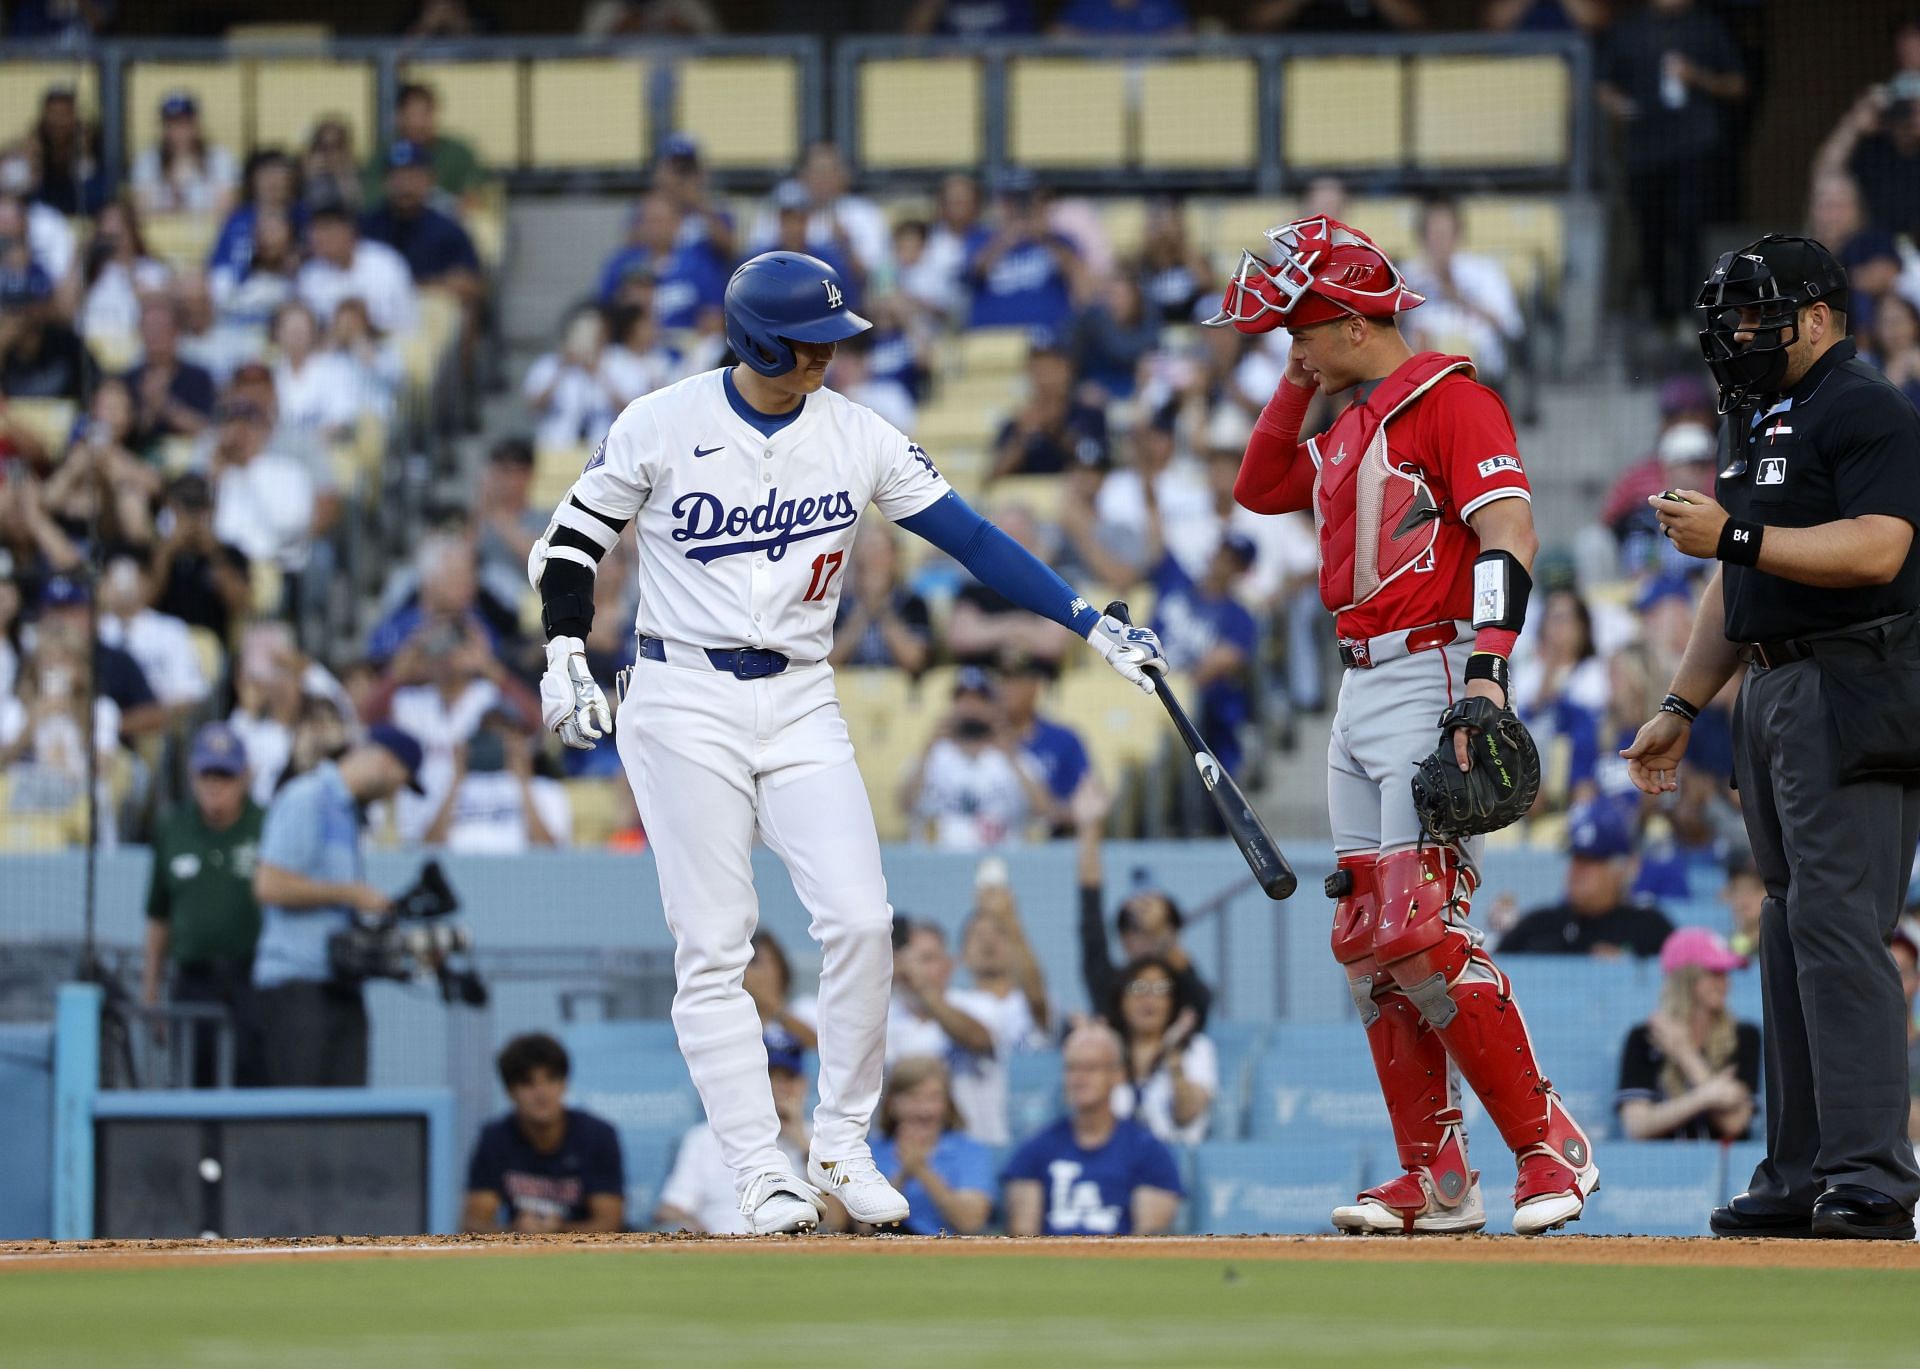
[1473,628,1519,659]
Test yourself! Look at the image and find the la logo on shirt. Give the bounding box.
[1047,1160,1121,1234]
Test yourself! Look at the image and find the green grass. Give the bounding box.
[1,1249,1913,1368]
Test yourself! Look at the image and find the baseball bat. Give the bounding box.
[1105,602,1297,901]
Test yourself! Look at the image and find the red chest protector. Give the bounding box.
[1313,351,1474,615]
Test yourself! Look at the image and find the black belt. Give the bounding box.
[638,634,790,680]
[1748,611,1916,671]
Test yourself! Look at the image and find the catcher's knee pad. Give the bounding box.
[1371,845,1476,970]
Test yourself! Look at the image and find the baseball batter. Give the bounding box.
[528,251,1166,1234]
[1209,217,1600,1235]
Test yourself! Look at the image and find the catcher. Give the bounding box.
[1208,217,1598,1235]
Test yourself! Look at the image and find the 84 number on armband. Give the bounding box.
[803,550,844,603]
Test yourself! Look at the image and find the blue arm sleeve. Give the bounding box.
[898,491,1101,636]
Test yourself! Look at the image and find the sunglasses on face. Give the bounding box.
[1125,979,1174,998]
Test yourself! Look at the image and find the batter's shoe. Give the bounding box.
[1332,1170,1486,1235]
[1511,1108,1600,1235]
[808,1154,910,1227]
[740,1171,826,1236]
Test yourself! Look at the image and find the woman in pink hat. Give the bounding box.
[1617,928,1761,1141]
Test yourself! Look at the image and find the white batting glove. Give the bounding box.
[540,636,612,750]
[1087,615,1167,695]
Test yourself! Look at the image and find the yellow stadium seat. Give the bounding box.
[126,63,246,166]
[1460,196,1567,295]
[1410,55,1570,170]
[676,57,799,171]
[403,61,522,170]
[1053,667,1181,776]
[5,398,76,454]
[250,559,284,615]
[564,778,627,846]
[154,435,197,475]
[954,328,1030,378]
[142,212,218,273]
[1200,198,1299,267]
[1009,58,1128,169]
[534,445,591,511]
[914,403,996,453]
[981,472,1066,525]
[0,61,99,145]
[859,58,980,171]
[87,330,140,374]
[939,372,1023,414]
[186,626,226,687]
[225,23,331,48]
[1283,56,1403,170]
[529,59,647,170]
[1140,58,1257,171]
[252,58,375,157]
[1345,195,1419,261]
[1097,198,1150,262]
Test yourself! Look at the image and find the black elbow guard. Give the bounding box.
[1470,550,1532,632]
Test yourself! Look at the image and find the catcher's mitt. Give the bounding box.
[1410,695,1542,839]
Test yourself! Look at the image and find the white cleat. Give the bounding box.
[1332,1175,1487,1235]
[740,1171,826,1235]
[1511,1144,1601,1236]
[807,1154,910,1227]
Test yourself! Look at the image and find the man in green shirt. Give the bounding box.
[143,722,266,1086]
[363,81,486,207]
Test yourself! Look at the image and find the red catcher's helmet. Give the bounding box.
[1204,216,1425,334]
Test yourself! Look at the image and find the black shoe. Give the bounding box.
[1709,1191,1816,1239]
[1811,1185,1916,1241]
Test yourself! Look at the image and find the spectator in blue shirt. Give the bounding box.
[1052,0,1189,34]
[595,191,731,330]
[998,650,1090,831]
[208,150,305,287]
[463,1032,626,1233]
[964,172,1084,332]
[868,1055,995,1235]
[1149,532,1259,776]
[249,726,424,1087]
[360,142,481,295]
[1003,1022,1182,1235]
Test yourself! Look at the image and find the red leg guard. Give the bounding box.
[1331,853,1473,1206]
[1374,848,1592,1164]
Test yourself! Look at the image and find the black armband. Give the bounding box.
[1469,550,1532,632]
[1716,518,1763,567]
[1464,651,1512,699]
[539,559,597,641]
[1659,693,1700,723]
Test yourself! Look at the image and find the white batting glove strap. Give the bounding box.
[540,635,612,750]
[1087,615,1166,695]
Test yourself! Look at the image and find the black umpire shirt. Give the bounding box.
[1718,339,1920,643]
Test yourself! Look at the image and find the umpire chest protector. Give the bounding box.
[1313,352,1474,614]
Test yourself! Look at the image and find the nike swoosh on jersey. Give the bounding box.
[693,444,725,458]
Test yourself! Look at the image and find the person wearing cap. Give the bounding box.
[744,140,889,287]
[1629,233,1920,1239]
[295,197,418,338]
[151,472,250,641]
[360,140,480,299]
[1498,801,1677,958]
[905,667,1049,850]
[463,1033,625,1235]
[996,649,1089,830]
[142,722,266,1086]
[653,132,736,262]
[250,725,424,1088]
[963,170,1083,332]
[365,82,485,207]
[130,91,237,220]
[1616,927,1761,1142]
[0,243,91,402]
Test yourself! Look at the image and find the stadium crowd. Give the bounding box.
[7,2,1920,1235]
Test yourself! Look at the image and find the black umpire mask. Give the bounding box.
[1694,234,1849,415]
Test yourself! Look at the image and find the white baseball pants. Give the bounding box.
[616,650,893,1197]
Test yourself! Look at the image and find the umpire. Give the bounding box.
[1625,234,1920,1240]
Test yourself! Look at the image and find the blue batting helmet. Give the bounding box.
[723,251,870,377]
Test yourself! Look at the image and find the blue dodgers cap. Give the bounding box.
[387,139,428,170]
[160,91,197,120]
[0,261,53,306]
[1219,530,1258,569]
[189,721,249,777]
[1635,572,1694,613]
[1567,800,1634,861]
[39,574,89,609]
[765,1039,805,1076]
[771,178,811,213]
[661,132,701,162]
[366,723,426,793]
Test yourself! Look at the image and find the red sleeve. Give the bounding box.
[1426,377,1531,522]
[1234,381,1317,515]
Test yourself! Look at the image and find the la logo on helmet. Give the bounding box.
[824,279,843,309]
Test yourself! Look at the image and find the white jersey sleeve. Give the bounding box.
[571,397,660,522]
[868,420,952,524]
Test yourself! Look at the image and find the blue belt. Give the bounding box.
[637,635,790,680]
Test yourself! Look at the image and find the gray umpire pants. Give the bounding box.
[1734,656,1920,1210]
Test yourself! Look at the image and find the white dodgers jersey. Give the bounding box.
[565,369,951,659]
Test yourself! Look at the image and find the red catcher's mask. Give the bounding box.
[1204,215,1425,334]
